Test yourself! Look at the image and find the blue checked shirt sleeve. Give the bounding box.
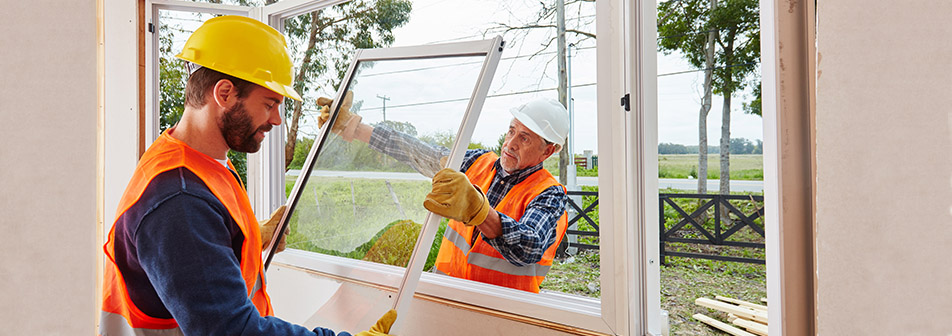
[484,186,567,266]
[368,126,449,177]
[368,126,486,177]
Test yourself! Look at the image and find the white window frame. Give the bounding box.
[137,0,794,335]
[263,0,635,334]
[268,34,520,327]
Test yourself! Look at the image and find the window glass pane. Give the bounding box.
[444,1,599,299]
[656,1,766,333]
[286,56,486,268]
[280,0,600,300]
[276,0,601,298]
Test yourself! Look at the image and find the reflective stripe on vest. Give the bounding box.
[433,151,568,293]
[442,224,472,252]
[99,311,183,336]
[100,130,272,334]
[467,251,550,277]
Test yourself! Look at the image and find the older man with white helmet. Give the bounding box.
[319,97,570,293]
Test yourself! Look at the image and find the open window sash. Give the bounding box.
[264,37,505,325]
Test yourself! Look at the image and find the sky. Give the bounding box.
[160,0,764,154]
[382,0,764,154]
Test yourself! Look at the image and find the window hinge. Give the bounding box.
[148,23,155,33]
[620,93,630,112]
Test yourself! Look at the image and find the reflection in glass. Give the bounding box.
[286,56,485,269]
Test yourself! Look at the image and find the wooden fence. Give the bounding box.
[558,191,766,264]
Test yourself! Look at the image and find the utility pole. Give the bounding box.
[556,0,579,257]
[556,0,570,186]
[377,94,390,121]
[567,42,576,172]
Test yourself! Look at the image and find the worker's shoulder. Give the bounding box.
[140,167,223,206]
[119,167,228,230]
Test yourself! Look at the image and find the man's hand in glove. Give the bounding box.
[317,91,361,141]
[355,310,398,336]
[259,205,288,253]
[423,168,491,226]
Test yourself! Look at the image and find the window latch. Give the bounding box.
[620,93,630,112]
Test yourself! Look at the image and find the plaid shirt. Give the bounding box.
[369,126,567,266]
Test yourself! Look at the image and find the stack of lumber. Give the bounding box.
[693,295,768,336]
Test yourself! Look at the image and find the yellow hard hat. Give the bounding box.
[176,15,302,101]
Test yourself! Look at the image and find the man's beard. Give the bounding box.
[220,101,271,153]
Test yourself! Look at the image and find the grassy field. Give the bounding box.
[542,186,766,335]
[543,251,766,336]
[283,175,432,267]
[659,154,763,180]
[284,176,765,335]
[544,154,764,181]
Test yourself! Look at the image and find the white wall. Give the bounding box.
[0,1,100,334]
[816,2,952,333]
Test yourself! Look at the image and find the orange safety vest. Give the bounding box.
[434,152,568,293]
[100,130,272,335]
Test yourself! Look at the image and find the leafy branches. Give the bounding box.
[283,0,413,169]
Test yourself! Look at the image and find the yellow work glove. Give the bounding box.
[317,91,361,141]
[423,168,491,226]
[259,205,288,253]
[355,310,398,336]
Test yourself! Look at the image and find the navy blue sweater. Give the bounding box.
[111,167,345,336]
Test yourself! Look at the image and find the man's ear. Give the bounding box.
[544,143,562,157]
[211,79,237,109]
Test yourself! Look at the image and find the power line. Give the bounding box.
[657,62,758,77]
[302,82,596,113]
[360,45,596,78]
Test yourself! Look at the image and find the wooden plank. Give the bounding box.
[727,313,738,323]
[717,295,769,311]
[733,317,769,336]
[693,313,756,336]
[696,297,769,324]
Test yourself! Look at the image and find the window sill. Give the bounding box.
[272,249,613,334]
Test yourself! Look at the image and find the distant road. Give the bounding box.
[286,170,763,192]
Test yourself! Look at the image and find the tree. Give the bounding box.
[658,0,760,198]
[489,0,595,185]
[282,0,412,170]
[659,142,689,154]
[729,137,752,154]
[658,0,718,195]
[156,1,412,183]
[743,80,762,116]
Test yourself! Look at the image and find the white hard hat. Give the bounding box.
[509,98,570,144]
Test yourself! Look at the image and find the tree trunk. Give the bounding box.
[697,0,718,195]
[719,29,737,225]
[719,93,731,197]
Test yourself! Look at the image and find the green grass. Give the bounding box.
[544,186,766,335]
[659,154,763,181]
[283,177,766,336]
[284,176,431,266]
[661,260,766,336]
[284,176,447,271]
[543,154,763,181]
